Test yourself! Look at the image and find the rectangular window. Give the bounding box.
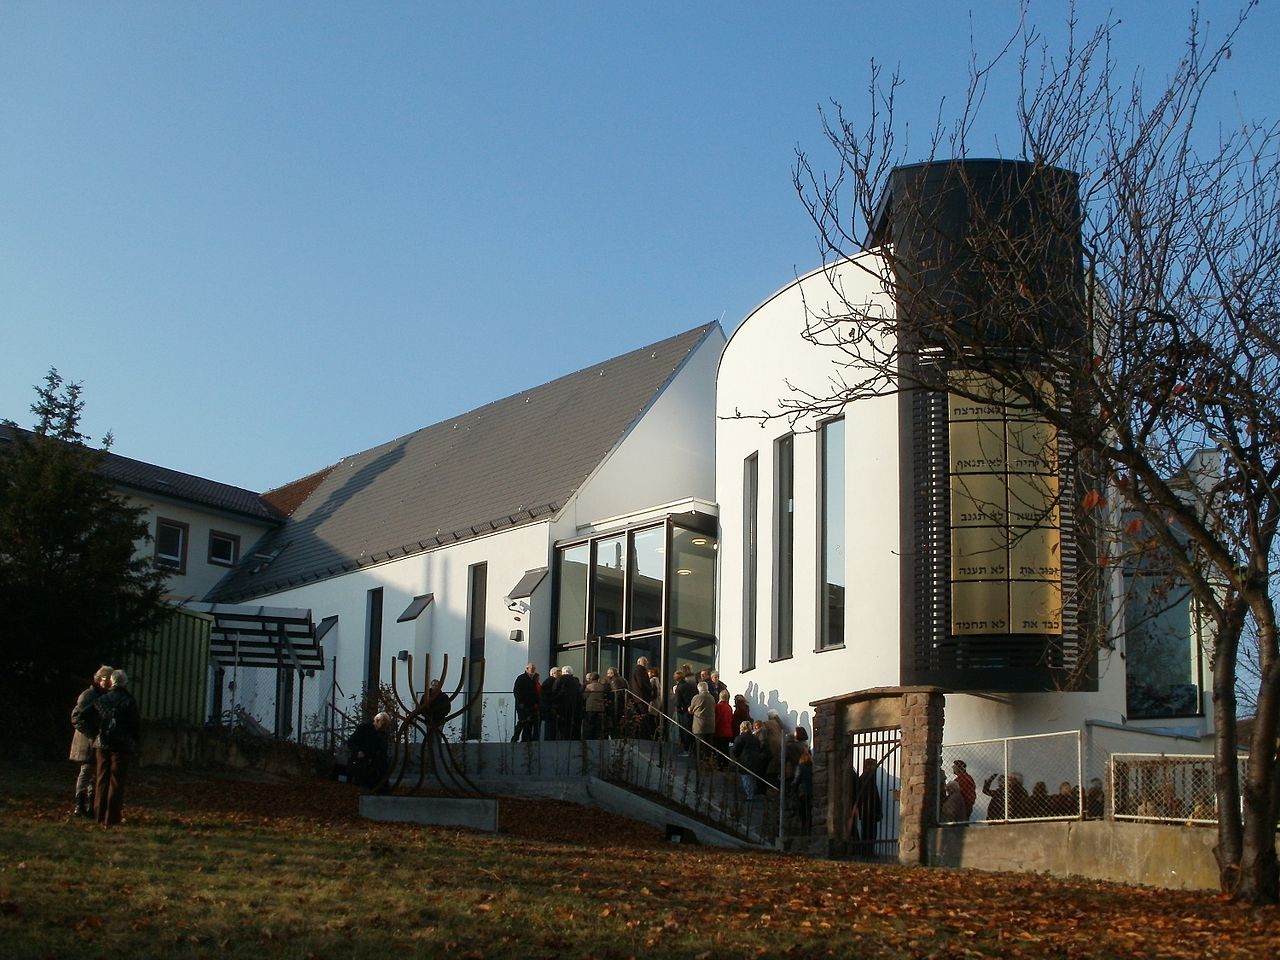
[773,434,794,661]
[465,563,488,739]
[592,535,626,637]
[208,530,240,567]
[819,418,846,650]
[555,543,590,646]
[155,518,189,574]
[743,453,759,671]
[629,526,666,632]
[365,587,384,692]
[1125,578,1201,718]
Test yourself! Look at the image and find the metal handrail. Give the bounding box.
[617,687,780,794]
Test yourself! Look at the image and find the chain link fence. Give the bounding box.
[1110,753,1233,823]
[939,731,1088,823]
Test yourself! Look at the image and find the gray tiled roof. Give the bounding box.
[0,424,279,523]
[208,322,719,602]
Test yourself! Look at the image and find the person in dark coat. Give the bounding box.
[603,667,627,738]
[629,656,652,736]
[731,720,764,800]
[673,670,697,753]
[348,711,392,791]
[421,679,451,729]
[541,667,562,741]
[791,728,814,832]
[92,669,142,827]
[511,662,539,742]
[556,666,582,739]
[69,665,113,818]
[848,757,882,855]
[982,772,1008,820]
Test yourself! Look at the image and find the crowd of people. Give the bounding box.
[67,665,142,827]
[510,658,815,822]
[938,762,1106,822]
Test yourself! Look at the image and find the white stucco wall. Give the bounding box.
[571,327,724,531]
[124,493,276,600]
[233,521,554,743]
[716,258,901,733]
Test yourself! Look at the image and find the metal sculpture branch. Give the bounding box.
[377,652,485,797]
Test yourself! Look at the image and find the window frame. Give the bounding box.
[155,517,189,575]
[743,452,759,671]
[772,433,795,662]
[207,529,241,567]
[818,417,846,652]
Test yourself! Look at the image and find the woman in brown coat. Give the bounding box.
[68,665,113,817]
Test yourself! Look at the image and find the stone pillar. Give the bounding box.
[811,698,840,855]
[897,689,945,865]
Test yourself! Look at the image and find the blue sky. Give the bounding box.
[2,1,1275,492]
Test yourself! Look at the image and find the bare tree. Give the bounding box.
[789,3,1279,902]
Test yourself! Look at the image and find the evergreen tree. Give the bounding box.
[0,370,170,743]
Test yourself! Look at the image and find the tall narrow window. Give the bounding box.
[629,526,665,632]
[774,435,794,660]
[365,587,384,692]
[593,535,626,638]
[743,453,759,671]
[820,418,846,650]
[555,543,590,646]
[465,563,488,739]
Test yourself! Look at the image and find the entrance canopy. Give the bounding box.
[183,602,326,671]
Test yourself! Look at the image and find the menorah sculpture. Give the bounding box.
[377,652,485,797]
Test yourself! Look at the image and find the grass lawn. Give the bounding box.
[1,760,1276,959]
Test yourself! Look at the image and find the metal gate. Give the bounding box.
[847,726,902,859]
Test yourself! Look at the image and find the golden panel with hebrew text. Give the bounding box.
[1010,579,1063,634]
[951,473,1008,527]
[1006,416,1058,474]
[948,418,1008,474]
[1010,526,1062,582]
[948,371,1007,421]
[1006,472,1060,527]
[951,526,1010,581]
[952,580,1011,636]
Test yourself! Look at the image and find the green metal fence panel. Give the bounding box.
[124,608,212,724]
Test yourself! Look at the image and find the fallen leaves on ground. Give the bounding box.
[1,761,1277,959]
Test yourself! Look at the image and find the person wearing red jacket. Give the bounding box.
[713,690,735,764]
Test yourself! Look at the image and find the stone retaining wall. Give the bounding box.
[927,819,1221,891]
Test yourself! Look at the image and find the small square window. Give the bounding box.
[208,530,240,567]
[155,518,189,575]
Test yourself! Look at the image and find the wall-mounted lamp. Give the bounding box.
[509,629,524,643]
[396,649,409,662]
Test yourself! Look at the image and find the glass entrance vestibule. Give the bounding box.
[552,512,717,700]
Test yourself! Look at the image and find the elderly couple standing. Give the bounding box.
[69,666,142,827]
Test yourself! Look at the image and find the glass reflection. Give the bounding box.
[671,527,715,636]
[630,526,665,631]
[593,535,625,637]
[556,543,589,645]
